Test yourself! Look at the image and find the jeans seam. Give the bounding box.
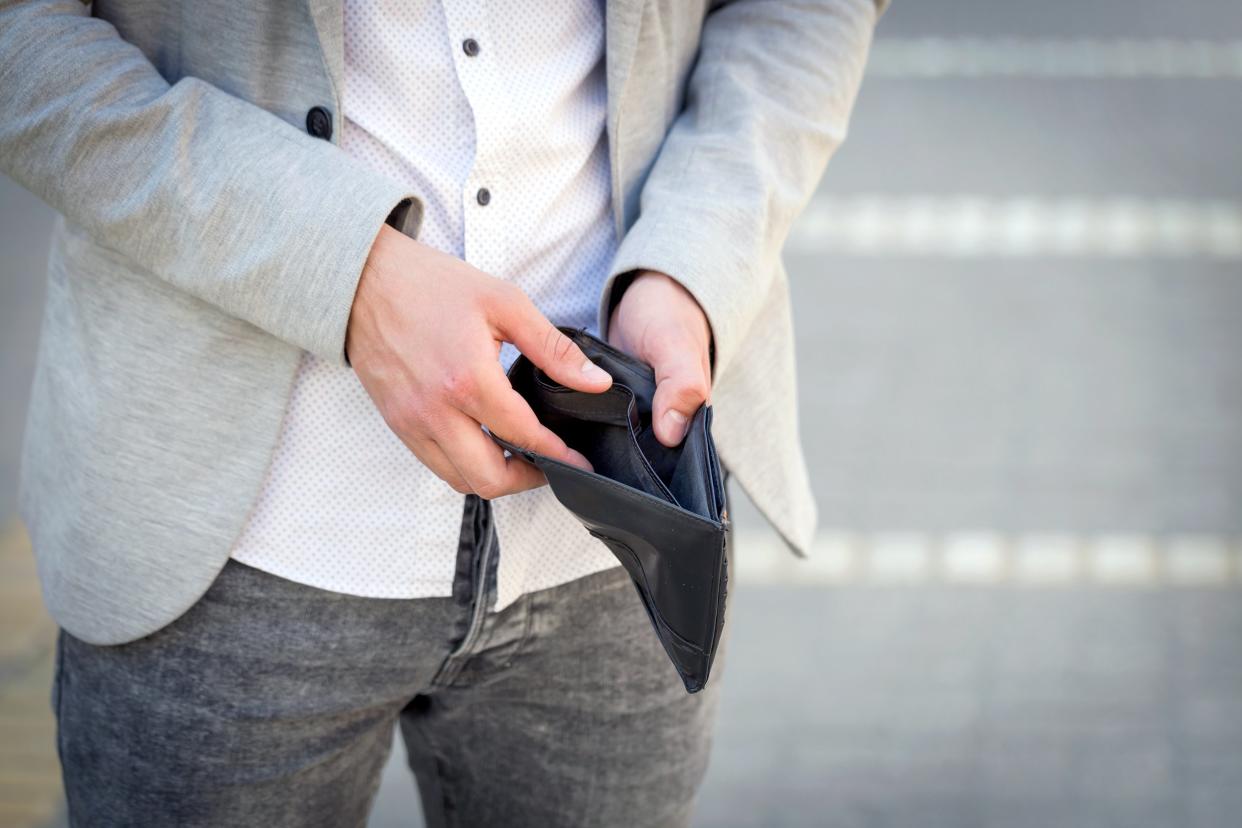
[498,596,536,672]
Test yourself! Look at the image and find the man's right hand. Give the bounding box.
[345,224,612,498]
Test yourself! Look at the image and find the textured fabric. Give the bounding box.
[598,0,880,555]
[54,556,722,827]
[231,0,621,608]
[2,0,881,644]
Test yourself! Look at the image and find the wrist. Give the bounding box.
[641,270,714,359]
[609,269,715,373]
[347,224,403,365]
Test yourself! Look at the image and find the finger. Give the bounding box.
[394,431,473,494]
[438,410,548,499]
[650,346,712,448]
[454,369,594,471]
[491,287,612,393]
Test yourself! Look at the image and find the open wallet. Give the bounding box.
[492,327,730,693]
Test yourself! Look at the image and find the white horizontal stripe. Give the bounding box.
[733,531,1242,588]
[868,37,1242,79]
[941,532,1007,582]
[789,196,1242,258]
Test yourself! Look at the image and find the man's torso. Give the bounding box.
[16,0,818,645]
[230,0,621,608]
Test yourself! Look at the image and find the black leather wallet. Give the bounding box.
[493,327,730,693]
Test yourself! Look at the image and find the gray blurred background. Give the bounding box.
[3,1,1242,826]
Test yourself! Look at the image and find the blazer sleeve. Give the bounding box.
[0,0,422,365]
[600,0,884,376]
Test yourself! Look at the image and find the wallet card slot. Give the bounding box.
[661,407,720,521]
[532,370,639,430]
[527,372,677,506]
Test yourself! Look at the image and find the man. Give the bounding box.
[0,0,882,825]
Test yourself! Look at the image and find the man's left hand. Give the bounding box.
[608,270,713,447]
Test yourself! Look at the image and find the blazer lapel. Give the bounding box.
[307,0,345,105]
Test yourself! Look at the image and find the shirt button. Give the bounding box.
[462,38,480,57]
[476,187,491,206]
[305,106,333,141]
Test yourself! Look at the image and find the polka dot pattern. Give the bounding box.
[230,0,621,607]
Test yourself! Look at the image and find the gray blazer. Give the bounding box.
[0,0,882,644]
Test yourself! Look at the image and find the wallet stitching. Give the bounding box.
[707,533,727,651]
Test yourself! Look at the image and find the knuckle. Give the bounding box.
[402,405,449,444]
[405,401,438,433]
[380,404,406,434]
[673,379,709,407]
[440,368,478,405]
[543,326,574,363]
[382,397,419,435]
[492,281,523,308]
[474,478,507,501]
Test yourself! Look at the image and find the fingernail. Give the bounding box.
[581,360,610,383]
[568,448,594,472]
[664,409,688,440]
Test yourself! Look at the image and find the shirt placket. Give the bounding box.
[442,1,509,275]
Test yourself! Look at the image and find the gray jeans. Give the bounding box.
[53,496,723,827]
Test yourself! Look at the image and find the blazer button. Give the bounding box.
[305,106,333,141]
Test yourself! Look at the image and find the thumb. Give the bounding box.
[651,353,711,447]
[495,290,612,393]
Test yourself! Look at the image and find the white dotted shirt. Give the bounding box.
[230,0,620,610]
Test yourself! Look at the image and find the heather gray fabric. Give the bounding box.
[54,497,725,827]
[1,0,882,644]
